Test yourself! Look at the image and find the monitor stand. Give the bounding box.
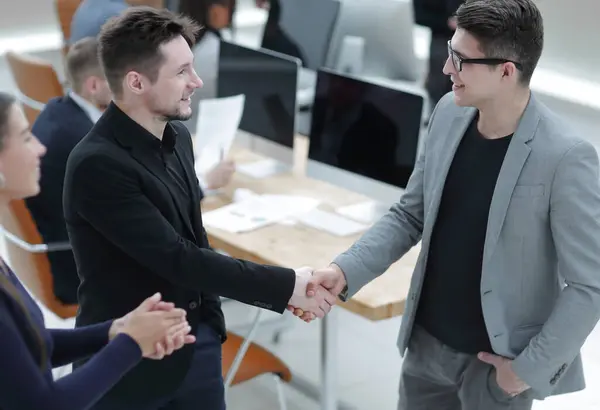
[335,200,390,225]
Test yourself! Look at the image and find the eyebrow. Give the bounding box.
[176,62,191,71]
[450,43,468,58]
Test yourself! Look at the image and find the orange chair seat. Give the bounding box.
[222,331,292,385]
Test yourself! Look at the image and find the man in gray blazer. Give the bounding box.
[293,0,600,409]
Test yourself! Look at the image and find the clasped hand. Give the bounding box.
[287,265,347,322]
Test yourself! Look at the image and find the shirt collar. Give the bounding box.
[101,102,177,154]
[68,91,103,124]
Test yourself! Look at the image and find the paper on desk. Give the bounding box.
[236,159,277,179]
[194,94,245,174]
[203,194,320,233]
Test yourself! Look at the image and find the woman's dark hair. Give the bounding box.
[0,92,48,370]
[179,0,234,43]
[0,92,16,151]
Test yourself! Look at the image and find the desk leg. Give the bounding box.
[321,310,337,410]
[286,309,355,410]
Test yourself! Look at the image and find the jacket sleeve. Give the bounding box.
[49,321,112,367]
[0,319,141,410]
[331,94,444,298]
[68,153,295,314]
[512,140,600,397]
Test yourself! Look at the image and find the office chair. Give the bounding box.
[5,52,64,124]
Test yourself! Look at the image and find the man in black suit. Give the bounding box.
[63,7,335,410]
[26,37,111,304]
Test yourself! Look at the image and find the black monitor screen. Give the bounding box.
[308,70,423,189]
[261,0,340,70]
[217,41,299,148]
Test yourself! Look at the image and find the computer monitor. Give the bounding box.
[325,0,419,82]
[308,69,423,220]
[217,40,300,152]
[261,0,341,71]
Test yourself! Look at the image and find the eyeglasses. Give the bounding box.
[447,41,523,72]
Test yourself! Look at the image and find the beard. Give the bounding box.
[160,111,192,122]
[156,104,193,122]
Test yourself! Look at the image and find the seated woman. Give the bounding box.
[0,92,195,409]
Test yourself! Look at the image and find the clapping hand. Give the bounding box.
[287,267,338,321]
[110,293,196,359]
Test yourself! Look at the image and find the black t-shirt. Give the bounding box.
[415,117,512,354]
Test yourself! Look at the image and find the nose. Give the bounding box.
[442,56,455,76]
[35,136,47,157]
[191,70,203,89]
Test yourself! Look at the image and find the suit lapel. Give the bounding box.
[129,144,198,242]
[422,109,477,242]
[173,141,205,241]
[483,94,540,263]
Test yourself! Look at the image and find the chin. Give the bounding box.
[453,92,473,108]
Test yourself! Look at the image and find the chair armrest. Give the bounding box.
[1,228,71,253]
[15,91,46,111]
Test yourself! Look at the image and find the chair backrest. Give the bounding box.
[1,200,77,319]
[55,0,83,53]
[5,52,64,124]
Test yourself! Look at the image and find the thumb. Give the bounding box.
[306,277,321,297]
[478,352,502,368]
[137,292,162,312]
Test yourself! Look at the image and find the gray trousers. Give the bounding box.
[398,325,534,410]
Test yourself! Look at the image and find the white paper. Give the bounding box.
[194,94,245,174]
[236,158,289,179]
[297,208,368,237]
[203,194,320,233]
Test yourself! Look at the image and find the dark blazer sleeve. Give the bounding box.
[49,321,112,367]
[70,154,296,313]
[0,319,141,410]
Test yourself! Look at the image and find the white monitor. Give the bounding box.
[326,0,419,82]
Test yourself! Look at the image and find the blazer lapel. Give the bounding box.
[129,146,198,241]
[422,108,477,242]
[483,94,540,263]
[173,141,205,241]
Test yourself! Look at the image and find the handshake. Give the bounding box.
[286,264,348,322]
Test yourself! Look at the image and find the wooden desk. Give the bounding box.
[202,134,420,320]
[199,133,420,410]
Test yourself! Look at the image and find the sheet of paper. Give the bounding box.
[297,208,368,237]
[203,194,320,233]
[194,94,245,175]
[236,158,289,179]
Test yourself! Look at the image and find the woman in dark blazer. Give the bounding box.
[0,92,195,409]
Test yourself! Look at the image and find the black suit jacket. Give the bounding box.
[63,103,296,402]
[26,96,93,304]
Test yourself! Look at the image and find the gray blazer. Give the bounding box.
[334,92,600,400]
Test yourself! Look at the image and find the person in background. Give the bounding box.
[413,0,464,114]
[0,91,194,409]
[26,37,111,305]
[70,0,164,45]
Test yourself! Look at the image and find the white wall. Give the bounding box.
[536,0,600,84]
[0,0,58,38]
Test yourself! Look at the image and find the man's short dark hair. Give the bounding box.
[455,0,544,85]
[66,37,103,94]
[98,6,201,97]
